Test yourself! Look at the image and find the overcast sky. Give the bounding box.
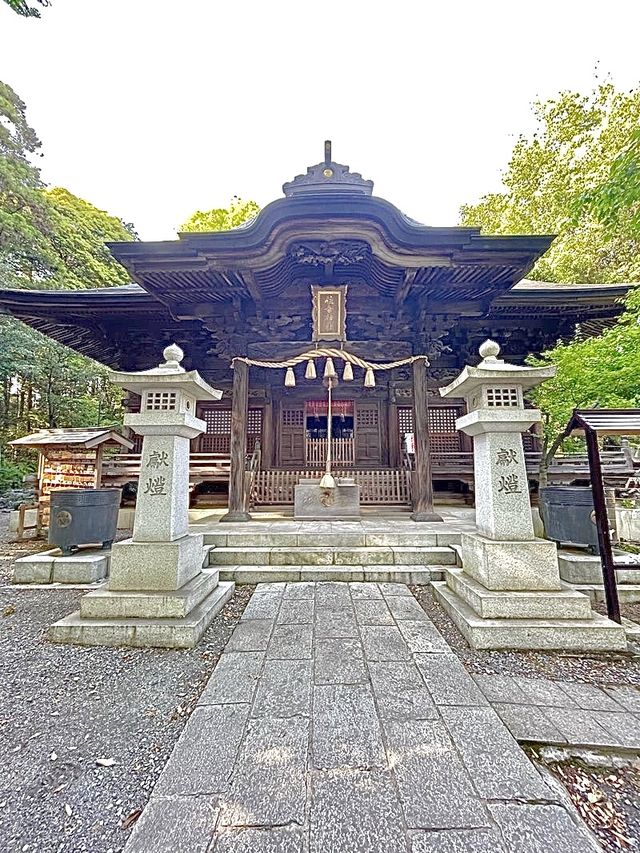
[1,0,639,241]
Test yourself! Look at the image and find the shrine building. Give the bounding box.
[0,144,629,514]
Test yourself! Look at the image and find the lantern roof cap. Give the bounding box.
[109,344,222,401]
[439,339,556,399]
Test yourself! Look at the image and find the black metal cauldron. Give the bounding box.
[539,485,615,555]
[49,488,121,555]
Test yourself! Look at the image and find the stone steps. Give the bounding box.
[217,565,446,584]
[203,531,462,548]
[573,583,640,605]
[208,545,456,567]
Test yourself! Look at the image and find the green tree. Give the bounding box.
[0,81,56,289]
[44,187,135,289]
[180,196,260,232]
[0,82,134,478]
[529,287,640,480]
[3,0,49,17]
[460,82,640,283]
[579,127,640,235]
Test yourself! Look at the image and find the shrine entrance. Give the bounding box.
[278,398,382,468]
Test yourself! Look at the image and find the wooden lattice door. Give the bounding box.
[355,402,382,465]
[280,406,305,466]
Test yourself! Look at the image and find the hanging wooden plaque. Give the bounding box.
[311,285,347,341]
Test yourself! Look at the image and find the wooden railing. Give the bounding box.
[101,452,231,489]
[427,450,635,484]
[305,437,355,466]
[99,448,636,502]
[253,469,411,505]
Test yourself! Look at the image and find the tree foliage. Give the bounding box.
[579,127,640,235]
[180,196,260,233]
[529,290,640,447]
[0,81,134,478]
[3,0,49,18]
[460,82,640,283]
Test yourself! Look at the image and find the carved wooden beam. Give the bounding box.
[395,269,417,307]
[239,270,263,304]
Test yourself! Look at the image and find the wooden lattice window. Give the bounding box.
[398,406,461,454]
[356,407,379,429]
[282,409,304,427]
[203,409,232,435]
[398,407,413,435]
[486,387,519,407]
[200,408,262,453]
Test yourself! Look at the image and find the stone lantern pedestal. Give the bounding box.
[434,340,626,652]
[49,346,234,649]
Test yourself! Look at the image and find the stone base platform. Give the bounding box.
[80,569,220,619]
[13,548,109,585]
[294,479,361,520]
[445,568,593,620]
[48,579,234,649]
[558,549,640,605]
[432,581,628,652]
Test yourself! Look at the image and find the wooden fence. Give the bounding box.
[305,437,355,466]
[253,469,411,505]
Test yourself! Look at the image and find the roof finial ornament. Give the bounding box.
[324,140,332,164]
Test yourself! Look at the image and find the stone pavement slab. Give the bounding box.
[489,802,602,852]
[213,825,307,852]
[199,651,265,706]
[252,659,312,718]
[440,706,551,800]
[312,683,386,769]
[492,702,568,743]
[154,704,249,796]
[310,768,408,853]
[219,716,309,827]
[384,718,490,829]
[478,678,640,751]
[125,794,220,853]
[313,636,367,684]
[409,828,507,852]
[125,581,602,853]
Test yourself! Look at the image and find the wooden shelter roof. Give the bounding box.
[10,427,134,449]
[564,409,640,437]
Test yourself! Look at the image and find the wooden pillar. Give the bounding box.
[220,359,251,522]
[411,357,443,522]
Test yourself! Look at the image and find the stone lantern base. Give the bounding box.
[49,534,235,649]
[432,533,627,652]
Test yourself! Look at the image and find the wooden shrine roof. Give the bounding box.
[0,148,633,368]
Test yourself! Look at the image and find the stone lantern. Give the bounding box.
[435,340,626,652]
[49,345,234,649]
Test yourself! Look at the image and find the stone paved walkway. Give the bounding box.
[475,673,640,751]
[124,582,602,853]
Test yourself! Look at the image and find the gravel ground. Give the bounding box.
[529,750,640,853]
[413,585,640,685]
[0,512,253,853]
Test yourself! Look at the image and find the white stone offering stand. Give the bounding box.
[49,345,234,648]
[433,340,626,651]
